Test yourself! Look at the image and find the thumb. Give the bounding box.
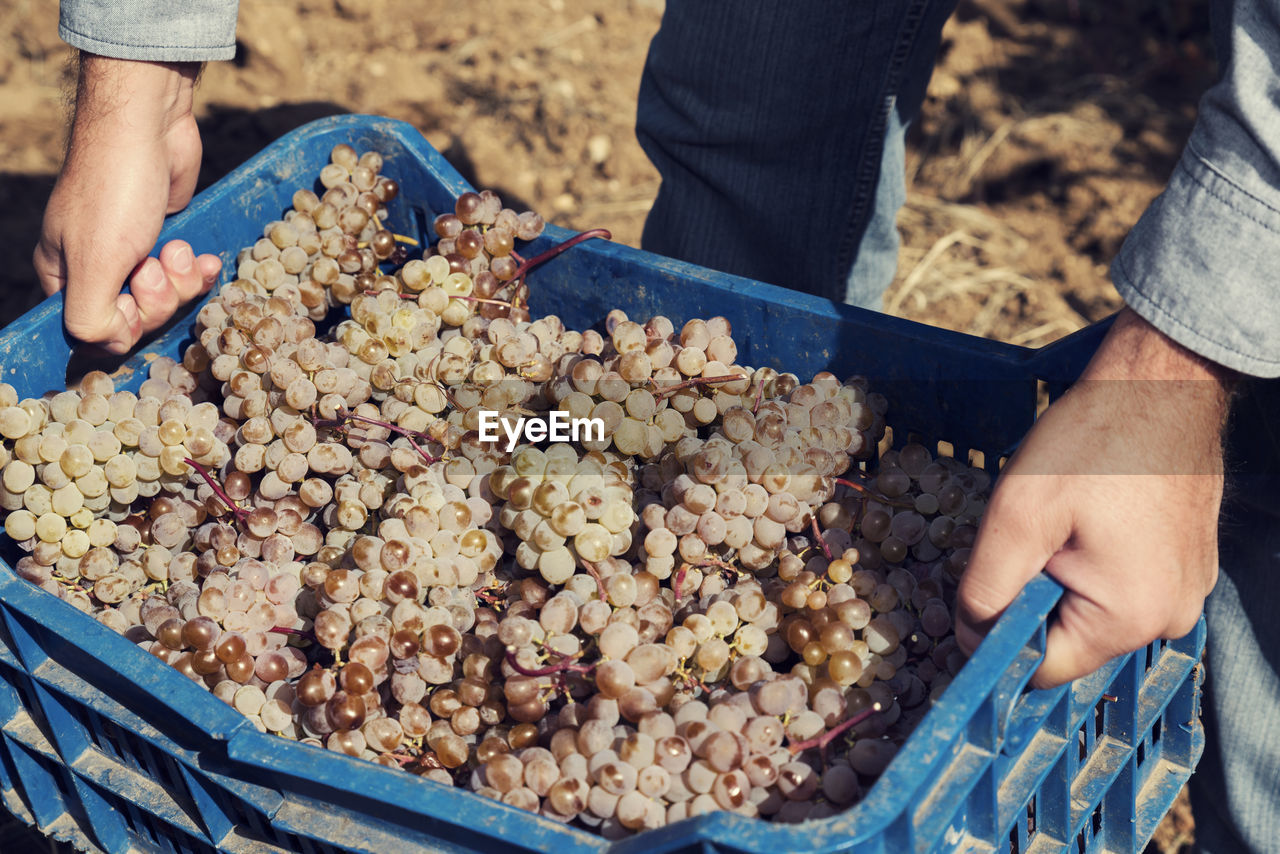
[955,480,1066,655]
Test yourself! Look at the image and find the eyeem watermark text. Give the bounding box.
[478,410,605,452]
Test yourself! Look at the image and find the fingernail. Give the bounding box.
[139,260,164,289]
[173,245,193,273]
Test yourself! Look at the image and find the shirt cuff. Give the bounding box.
[1111,143,1280,378]
[59,0,239,62]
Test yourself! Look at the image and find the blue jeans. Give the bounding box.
[1192,381,1280,854]
[636,0,958,310]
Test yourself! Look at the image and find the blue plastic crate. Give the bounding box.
[0,115,1203,854]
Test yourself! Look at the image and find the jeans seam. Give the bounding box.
[834,0,932,302]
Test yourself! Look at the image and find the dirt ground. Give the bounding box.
[0,0,1211,850]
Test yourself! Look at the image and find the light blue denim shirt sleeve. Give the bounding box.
[1112,0,1280,378]
[60,0,239,62]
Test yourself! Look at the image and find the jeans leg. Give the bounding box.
[846,107,907,309]
[1192,381,1280,854]
[637,0,957,307]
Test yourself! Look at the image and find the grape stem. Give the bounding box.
[651,374,749,400]
[315,408,444,465]
[452,295,520,307]
[361,293,520,310]
[673,557,740,600]
[182,458,249,525]
[475,583,509,610]
[269,626,315,642]
[833,477,915,509]
[510,228,611,284]
[673,563,688,601]
[787,702,883,757]
[356,231,420,250]
[752,376,767,414]
[504,645,596,678]
[672,665,712,696]
[580,560,608,602]
[809,515,834,562]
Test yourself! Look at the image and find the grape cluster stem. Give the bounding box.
[809,515,834,562]
[833,477,915,510]
[504,646,597,690]
[314,409,444,465]
[787,702,883,760]
[509,228,612,285]
[650,375,749,401]
[183,457,250,526]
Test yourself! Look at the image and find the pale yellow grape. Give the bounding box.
[599,501,634,534]
[573,524,612,563]
[644,527,677,557]
[5,509,36,541]
[19,401,48,434]
[40,462,72,490]
[77,394,109,426]
[50,485,84,517]
[158,446,189,476]
[35,512,67,543]
[87,519,117,548]
[75,468,108,498]
[706,601,739,636]
[3,461,34,493]
[612,419,647,456]
[531,520,565,551]
[38,433,68,463]
[11,436,40,465]
[234,685,267,716]
[158,419,186,446]
[691,397,718,425]
[22,484,51,516]
[695,637,730,672]
[81,491,110,514]
[683,613,714,644]
[260,698,293,732]
[538,547,576,584]
[605,573,638,608]
[0,407,31,439]
[61,529,90,559]
[59,445,94,478]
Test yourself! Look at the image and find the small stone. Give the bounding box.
[587,134,612,165]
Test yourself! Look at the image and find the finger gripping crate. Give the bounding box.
[0,115,1203,854]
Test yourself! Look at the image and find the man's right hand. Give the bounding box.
[34,55,221,355]
[956,309,1229,687]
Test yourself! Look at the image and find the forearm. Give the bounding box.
[68,57,200,156]
[1052,308,1234,479]
[1083,309,1234,387]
